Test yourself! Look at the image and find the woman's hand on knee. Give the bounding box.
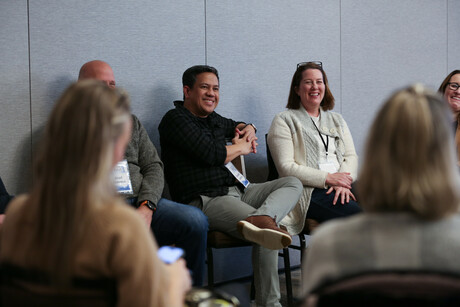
[326,186,356,205]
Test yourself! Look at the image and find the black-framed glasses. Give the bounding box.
[448,82,460,91]
[297,61,323,69]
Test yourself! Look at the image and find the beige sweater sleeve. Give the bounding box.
[336,119,358,180]
[0,197,185,307]
[268,114,328,188]
[105,206,178,307]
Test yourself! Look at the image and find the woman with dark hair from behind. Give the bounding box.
[0,80,191,306]
[438,69,460,164]
[301,84,460,297]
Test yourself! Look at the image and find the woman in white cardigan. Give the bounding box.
[267,62,361,235]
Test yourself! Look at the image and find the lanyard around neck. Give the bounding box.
[311,118,329,156]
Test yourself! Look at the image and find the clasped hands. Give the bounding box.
[232,125,258,154]
[325,172,357,205]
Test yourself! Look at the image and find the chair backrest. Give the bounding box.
[304,271,460,307]
[265,134,279,181]
[0,263,117,307]
[232,155,247,177]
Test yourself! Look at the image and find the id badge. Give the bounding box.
[318,161,338,173]
[112,159,133,194]
[225,162,250,188]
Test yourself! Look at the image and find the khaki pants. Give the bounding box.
[189,176,302,307]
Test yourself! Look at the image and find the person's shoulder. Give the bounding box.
[91,200,145,234]
[4,194,28,216]
[161,101,189,121]
[322,108,343,119]
[273,109,296,121]
[105,200,141,221]
[130,114,142,127]
[209,110,232,123]
[323,110,348,126]
[433,213,460,233]
[1,195,32,230]
[311,214,366,241]
[271,109,300,128]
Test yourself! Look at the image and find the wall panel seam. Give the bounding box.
[339,0,342,114]
[27,0,33,171]
[204,0,207,65]
[446,0,449,72]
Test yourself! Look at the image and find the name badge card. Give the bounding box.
[112,159,133,194]
[225,162,250,188]
[318,162,338,174]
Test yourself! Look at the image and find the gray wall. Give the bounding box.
[1,0,459,283]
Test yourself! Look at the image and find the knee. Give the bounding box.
[282,176,303,191]
[186,206,209,234]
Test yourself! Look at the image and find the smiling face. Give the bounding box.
[295,68,325,116]
[183,72,219,118]
[444,73,460,114]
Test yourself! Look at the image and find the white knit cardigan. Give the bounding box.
[267,107,358,235]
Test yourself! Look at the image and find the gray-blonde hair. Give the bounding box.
[358,84,460,220]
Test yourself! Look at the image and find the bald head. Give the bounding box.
[78,60,116,89]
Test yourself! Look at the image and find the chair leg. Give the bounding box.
[206,247,214,289]
[299,233,306,262]
[283,247,293,307]
[298,233,308,294]
[250,275,255,300]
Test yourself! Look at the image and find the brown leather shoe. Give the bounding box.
[237,215,292,250]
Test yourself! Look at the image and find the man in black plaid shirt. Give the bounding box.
[159,65,302,307]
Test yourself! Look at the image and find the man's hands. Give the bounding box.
[225,124,258,163]
[136,204,153,227]
[234,124,258,153]
[236,124,258,153]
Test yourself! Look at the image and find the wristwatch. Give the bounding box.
[139,200,157,212]
[246,123,257,133]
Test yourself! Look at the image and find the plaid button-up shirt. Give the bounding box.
[159,101,243,204]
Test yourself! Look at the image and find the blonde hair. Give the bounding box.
[358,84,460,220]
[29,80,131,284]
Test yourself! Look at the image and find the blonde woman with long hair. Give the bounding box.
[302,84,460,296]
[0,80,190,306]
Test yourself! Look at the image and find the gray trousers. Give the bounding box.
[190,176,302,307]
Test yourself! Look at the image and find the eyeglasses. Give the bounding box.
[447,82,460,91]
[297,61,323,69]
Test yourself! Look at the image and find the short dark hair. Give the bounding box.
[182,65,219,88]
[286,62,335,110]
[438,70,460,94]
